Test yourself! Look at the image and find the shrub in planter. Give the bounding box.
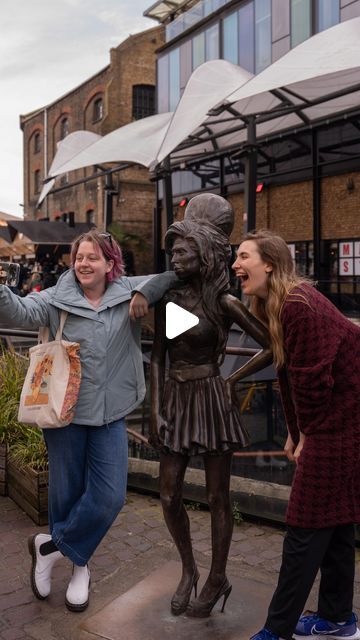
[0,348,49,522]
[0,349,29,495]
[0,349,28,444]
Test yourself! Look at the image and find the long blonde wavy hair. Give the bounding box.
[242,230,312,368]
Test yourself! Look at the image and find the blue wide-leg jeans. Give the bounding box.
[43,419,128,566]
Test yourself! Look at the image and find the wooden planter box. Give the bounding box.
[0,443,7,496]
[7,458,48,525]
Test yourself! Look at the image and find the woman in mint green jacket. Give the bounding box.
[0,229,177,613]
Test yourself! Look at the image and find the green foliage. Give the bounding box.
[108,222,149,249]
[232,501,243,526]
[0,349,28,444]
[9,427,48,471]
[0,348,48,470]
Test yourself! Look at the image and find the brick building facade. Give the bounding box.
[20,26,164,274]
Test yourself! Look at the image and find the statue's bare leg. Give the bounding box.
[159,451,199,614]
[187,452,233,616]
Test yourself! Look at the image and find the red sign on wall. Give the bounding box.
[339,241,360,276]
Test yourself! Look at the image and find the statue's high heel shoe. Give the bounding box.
[170,567,200,616]
[186,578,232,618]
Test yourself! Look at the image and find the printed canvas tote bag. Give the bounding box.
[18,311,81,429]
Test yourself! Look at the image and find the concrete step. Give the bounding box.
[79,561,274,640]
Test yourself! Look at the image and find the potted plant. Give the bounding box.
[0,349,28,495]
[7,425,49,525]
[0,348,49,523]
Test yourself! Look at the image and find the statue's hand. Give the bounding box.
[224,378,236,412]
[149,414,163,450]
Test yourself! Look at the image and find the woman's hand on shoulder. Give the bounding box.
[284,432,296,462]
[293,432,305,465]
[129,292,149,320]
[284,431,305,464]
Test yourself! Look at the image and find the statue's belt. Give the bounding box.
[169,363,220,382]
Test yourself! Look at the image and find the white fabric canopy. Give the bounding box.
[39,17,360,198]
[156,17,360,166]
[49,112,173,178]
[38,131,101,205]
[154,59,253,167]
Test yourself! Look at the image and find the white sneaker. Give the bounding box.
[28,533,63,599]
[65,564,91,612]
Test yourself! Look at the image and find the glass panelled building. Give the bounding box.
[154,0,358,113]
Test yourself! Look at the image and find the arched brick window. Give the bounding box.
[93,98,103,122]
[34,132,41,154]
[60,117,69,140]
[34,169,41,194]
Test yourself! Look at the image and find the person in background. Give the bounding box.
[0,229,178,613]
[29,267,43,293]
[231,229,360,640]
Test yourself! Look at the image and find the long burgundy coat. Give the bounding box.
[277,284,360,528]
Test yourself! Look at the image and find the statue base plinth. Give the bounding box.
[80,561,274,640]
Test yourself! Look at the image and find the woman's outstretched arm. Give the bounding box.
[149,298,167,448]
[219,293,273,386]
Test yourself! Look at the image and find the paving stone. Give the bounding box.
[260,548,283,560]
[1,490,360,640]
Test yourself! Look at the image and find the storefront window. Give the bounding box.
[205,23,219,60]
[223,11,238,64]
[291,0,311,47]
[169,48,180,111]
[157,56,169,113]
[255,0,271,73]
[192,32,205,69]
[239,1,255,73]
[317,0,339,32]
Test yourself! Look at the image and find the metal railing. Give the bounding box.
[0,327,287,460]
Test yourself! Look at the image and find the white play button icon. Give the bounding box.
[166,302,199,339]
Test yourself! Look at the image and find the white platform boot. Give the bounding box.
[65,564,91,612]
[28,533,63,599]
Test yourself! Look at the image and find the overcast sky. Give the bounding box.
[0,0,155,217]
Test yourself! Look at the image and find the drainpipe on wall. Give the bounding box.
[312,129,322,282]
[244,116,257,233]
[43,107,48,220]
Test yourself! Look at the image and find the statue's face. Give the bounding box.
[171,237,201,280]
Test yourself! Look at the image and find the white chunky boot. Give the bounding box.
[65,564,91,612]
[28,533,63,599]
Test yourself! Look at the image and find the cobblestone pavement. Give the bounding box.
[1,491,360,640]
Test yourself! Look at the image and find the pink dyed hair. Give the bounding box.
[70,229,125,282]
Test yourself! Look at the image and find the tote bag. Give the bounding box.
[18,311,81,429]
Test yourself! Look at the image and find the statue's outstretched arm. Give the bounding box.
[220,293,273,387]
[150,298,167,448]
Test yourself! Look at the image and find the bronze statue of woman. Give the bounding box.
[150,194,272,618]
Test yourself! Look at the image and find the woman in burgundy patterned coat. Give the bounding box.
[230,229,360,640]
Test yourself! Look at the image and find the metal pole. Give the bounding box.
[153,181,162,272]
[312,130,321,281]
[162,156,173,270]
[244,117,257,232]
[104,173,114,230]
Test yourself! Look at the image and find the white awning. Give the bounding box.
[38,131,101,205]
[40,17,360,198]
[156,17,360,166]
[153,59,253,167]
[48,112,173,179]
